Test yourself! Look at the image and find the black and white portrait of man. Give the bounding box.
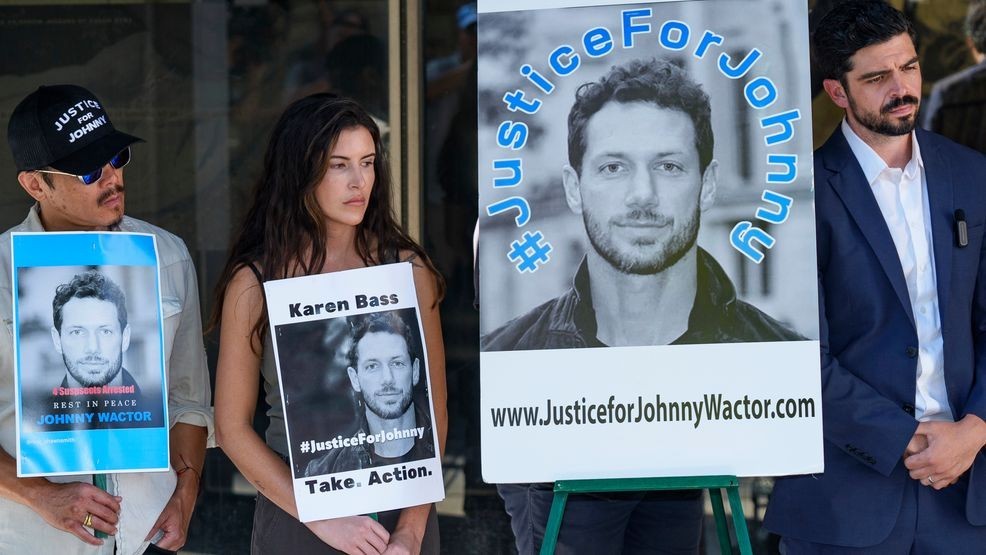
[478,1,819,350]
[50,270,138,390]
[483,57,803,351]
[276,308,436,478]
[17,265,165,432]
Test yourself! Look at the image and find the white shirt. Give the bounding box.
[0,206,215,554]
[842,121,953,422]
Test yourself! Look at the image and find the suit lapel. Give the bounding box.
[822,131,915,327]
[918,130,954,322]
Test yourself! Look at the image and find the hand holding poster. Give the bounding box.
[12,232,169,476]
[478,0,823,482]
[264,262,444,522]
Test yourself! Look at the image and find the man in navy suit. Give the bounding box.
[764,1,986,552]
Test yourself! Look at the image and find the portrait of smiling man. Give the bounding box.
[482,56,802,555]
[304,311,435,477]
[482,57,800,352]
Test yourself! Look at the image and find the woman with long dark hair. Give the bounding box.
[213,94,446,554]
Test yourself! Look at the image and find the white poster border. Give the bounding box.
[482,341,824,483]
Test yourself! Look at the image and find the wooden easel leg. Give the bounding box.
[539,490,569,555]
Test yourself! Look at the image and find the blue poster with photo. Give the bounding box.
[12,232,169,476]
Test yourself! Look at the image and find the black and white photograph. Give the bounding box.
[479,0,819,351]
[264,262,445,521]
[277,308,436,478]
[17,264,166,433]
[478,0,823,484]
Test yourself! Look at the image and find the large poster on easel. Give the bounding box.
[478,0,823,483]
[13,232,169,476]
[264,263,444,522]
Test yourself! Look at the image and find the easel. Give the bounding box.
[539,475,753,555]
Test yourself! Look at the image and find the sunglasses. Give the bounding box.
[35,146,131,185]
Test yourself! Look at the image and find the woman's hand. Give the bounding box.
[382,526,423,555]
[305,516,391,555]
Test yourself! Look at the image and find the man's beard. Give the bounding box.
[848,94,919,137]
[64,352,123,387]
[364,387,413,419]
[584,205,700,275]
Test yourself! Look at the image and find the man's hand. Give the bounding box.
[145,477,197,550]
[904,414,986,490]
[305,515,390,555]
[28,481,121,545]
[904,432,928,458]
[382,526,423,555]
[156,423,206,550]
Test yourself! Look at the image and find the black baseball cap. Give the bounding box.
[7,84,143,175]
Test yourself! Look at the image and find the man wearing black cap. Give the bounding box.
[0,85,213,554]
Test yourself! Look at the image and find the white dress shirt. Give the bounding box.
[842,121,953,422]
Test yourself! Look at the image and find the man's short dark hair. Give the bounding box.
[347,311,415,369]
[813,0,916,83]
[567,57,713,176]
[967,1,986,55]
[52,270,128,332]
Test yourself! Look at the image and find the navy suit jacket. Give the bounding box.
[764,127,986,546]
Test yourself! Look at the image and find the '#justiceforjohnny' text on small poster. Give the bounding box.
[264,263,444,521]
